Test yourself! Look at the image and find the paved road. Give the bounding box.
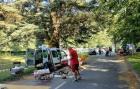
[1,55,129,89]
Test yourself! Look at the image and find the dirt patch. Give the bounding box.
[119,71,138,89]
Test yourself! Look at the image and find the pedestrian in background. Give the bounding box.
[99,48,102,55]
[109,47,112,56]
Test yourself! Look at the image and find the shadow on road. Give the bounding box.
[2,55,137,89]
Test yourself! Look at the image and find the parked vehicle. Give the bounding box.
[34,47,55,71]
[59,49,68,66]
[26,45,68,71]
[89,50,97,55]
[136,47,140,52]
[50,48,61,67]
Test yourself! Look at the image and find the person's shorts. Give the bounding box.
[70,64,79,72]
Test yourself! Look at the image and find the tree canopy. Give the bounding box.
[0,0,140,51]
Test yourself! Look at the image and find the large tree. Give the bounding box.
[0,2,38,51]
[17,0,100,48]
[89,0,140,47]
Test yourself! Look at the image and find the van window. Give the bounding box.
[61,51,67,57]
[52,50,58,57]
[43,50,48,58]
[35,50,42,60]
[26,49,34,59]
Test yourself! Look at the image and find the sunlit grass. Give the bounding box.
[0,67,36,83]
[128,53,140,74]
[0,55,25,63]
[0,54,25,70]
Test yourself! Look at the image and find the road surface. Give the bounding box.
[1,55,129,89]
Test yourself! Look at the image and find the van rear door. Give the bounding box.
[51,50,61,65]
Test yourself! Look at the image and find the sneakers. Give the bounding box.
[78,76,82,80]
[73,76,82,82]
[73,79,78,82]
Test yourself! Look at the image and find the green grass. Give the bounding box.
[0,54,25,62]
[23,67,36,75]
[0,67,36,83]
[0,54,36,82]
[128,53,140,74]
[0,71,11,82]
[0,54,25,70]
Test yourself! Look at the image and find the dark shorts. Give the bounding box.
[71,64,79,72]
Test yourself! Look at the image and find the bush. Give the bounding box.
[78,52,88,65]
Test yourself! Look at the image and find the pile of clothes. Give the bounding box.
[33,68,54,80]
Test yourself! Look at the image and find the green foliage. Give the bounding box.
[100,0,140,45]
[16,0,101,48]
[1,0,139,50]
[88,30,112,47]
[0,3,38,51]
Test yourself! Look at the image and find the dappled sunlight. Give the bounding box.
[90,68,109,72]
[97,58,124,63]
[91,83,99,86]
[0,55,25,63]
[81,65,109,72]
[0,55,25,70]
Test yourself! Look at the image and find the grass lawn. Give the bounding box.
[0,54,25,70]
[0,54,25,62]
[128,53,140,74]
[0,54,30,82]
[0,67,36,83]
[0,70,11,82]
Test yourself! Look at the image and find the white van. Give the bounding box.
[26,47,68,70]
[50,48,61,67]
[50,48,68,66]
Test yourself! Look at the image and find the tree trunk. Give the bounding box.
[48,8,61,48]
[34,0,60,48]
[48,41,59,48]
[49,12,60,48]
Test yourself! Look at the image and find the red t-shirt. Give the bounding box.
[69,48,79,65]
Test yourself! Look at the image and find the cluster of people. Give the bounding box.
[118,44,135,56]
[89,47,113,57]
[105,47,112,56]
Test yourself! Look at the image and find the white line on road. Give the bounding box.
[54,81,66,89]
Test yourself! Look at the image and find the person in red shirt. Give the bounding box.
[68,47,81,81]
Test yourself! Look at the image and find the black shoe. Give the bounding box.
[73,79,78,82]
[78,76,82,80]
